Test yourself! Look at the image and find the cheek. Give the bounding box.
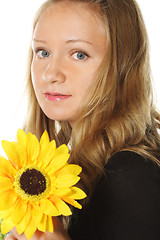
[80,69,96,90]
[72,74,95,103]
[31,61,42,88]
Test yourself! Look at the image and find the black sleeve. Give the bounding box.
[68,151,160,240]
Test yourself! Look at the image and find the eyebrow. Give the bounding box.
[65,39,93,45]
[32,39,47,43]
[32,39,93,45]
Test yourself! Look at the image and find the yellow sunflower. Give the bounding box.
[0,129,86,239]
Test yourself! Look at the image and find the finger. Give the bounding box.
[5,232,12,239]
[11,227,26,240]
[5,236,16,240]
[4,232,16,240]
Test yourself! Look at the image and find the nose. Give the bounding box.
[43,58,66,83]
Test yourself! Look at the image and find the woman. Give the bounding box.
[7,0,160,239]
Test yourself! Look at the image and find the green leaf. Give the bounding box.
[0,220,5,240]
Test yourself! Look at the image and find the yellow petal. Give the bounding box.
[0,175,9,182]
[26,132,40,162]
[38,133,51,167]
[48,182,56,195]
[40,199,60,216]
[17,129,27,148]
[54,187,72,197]
[37,214,47,233]
[50,196,72,216]
[46,154,70,174]
[1,141,26,169]
[24,215,37,240]
[38,140,56,168]
[55,174,80,188]
[1,218,14,235]
[40,130,50,148]
[53,186,86,201]
[0,177,13,192]
[31,203,43,226]
[0,208,12,218]
[68,187,87,200]
[62,196,82,209]
[55,164,82,177]
[0,189,17,210]
[11,198,27,225]
[55,144,69,156]
[0,156,16,177]
[12,142,27,167]
[16,204,32,235]
[46,215,54,233]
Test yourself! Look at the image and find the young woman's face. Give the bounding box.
[31,2,106,127]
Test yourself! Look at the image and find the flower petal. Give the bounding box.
[50,196,72,216]
[55,164,82,177]
[11,198,27,225]
[38,135,51,167]
[26,132,40,162]
[16,204,32,235]
[24,214,37,240]
[40,130,50,148]
[54,187,72,197]
[31,203,43,225]
[55,144,69,155]
[0,208,12,218]
[47,154,70,174]
[0,177,13,192]
[55,174,80,188]
[68,187,87,199]
[62,196,82,209]
[11,142,27,168]
[17,129,27,148]
[38,140,56,168]
[1,218,14,235]
[0,189,17,210]
[37,214,47,233]
[55,186,86,200]
[40,199,60,216]
[46,215,54,233]
[1,141,26,169]
[0,175,10,183]
[0,156,16,177]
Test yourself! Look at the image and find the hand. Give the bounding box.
[5,217,71,240]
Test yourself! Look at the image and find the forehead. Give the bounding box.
[33,2,107,41]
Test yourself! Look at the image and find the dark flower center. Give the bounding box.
[20,168,46,195]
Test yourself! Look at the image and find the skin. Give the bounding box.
[7,2,107,239]
[31,1,106,127]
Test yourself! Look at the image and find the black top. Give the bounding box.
[68,151,160,240]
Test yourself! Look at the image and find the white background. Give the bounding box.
[0,0,159,154]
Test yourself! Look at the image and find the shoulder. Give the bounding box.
[97,151,160,222]
[93,151,160,219]
[105,150,160,179]
[107,150,159,169]
[91,151,160,210]
[102,151,160,195]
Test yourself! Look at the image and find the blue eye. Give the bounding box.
[72,51,88,60]
[37,50,50,58]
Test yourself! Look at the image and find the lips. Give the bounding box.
[44,92,71,101]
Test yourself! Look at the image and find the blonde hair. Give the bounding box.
[24,0,160,197]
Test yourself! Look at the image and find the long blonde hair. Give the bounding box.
[24,0,160,196]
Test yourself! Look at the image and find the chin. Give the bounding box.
[44,112,69,122]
